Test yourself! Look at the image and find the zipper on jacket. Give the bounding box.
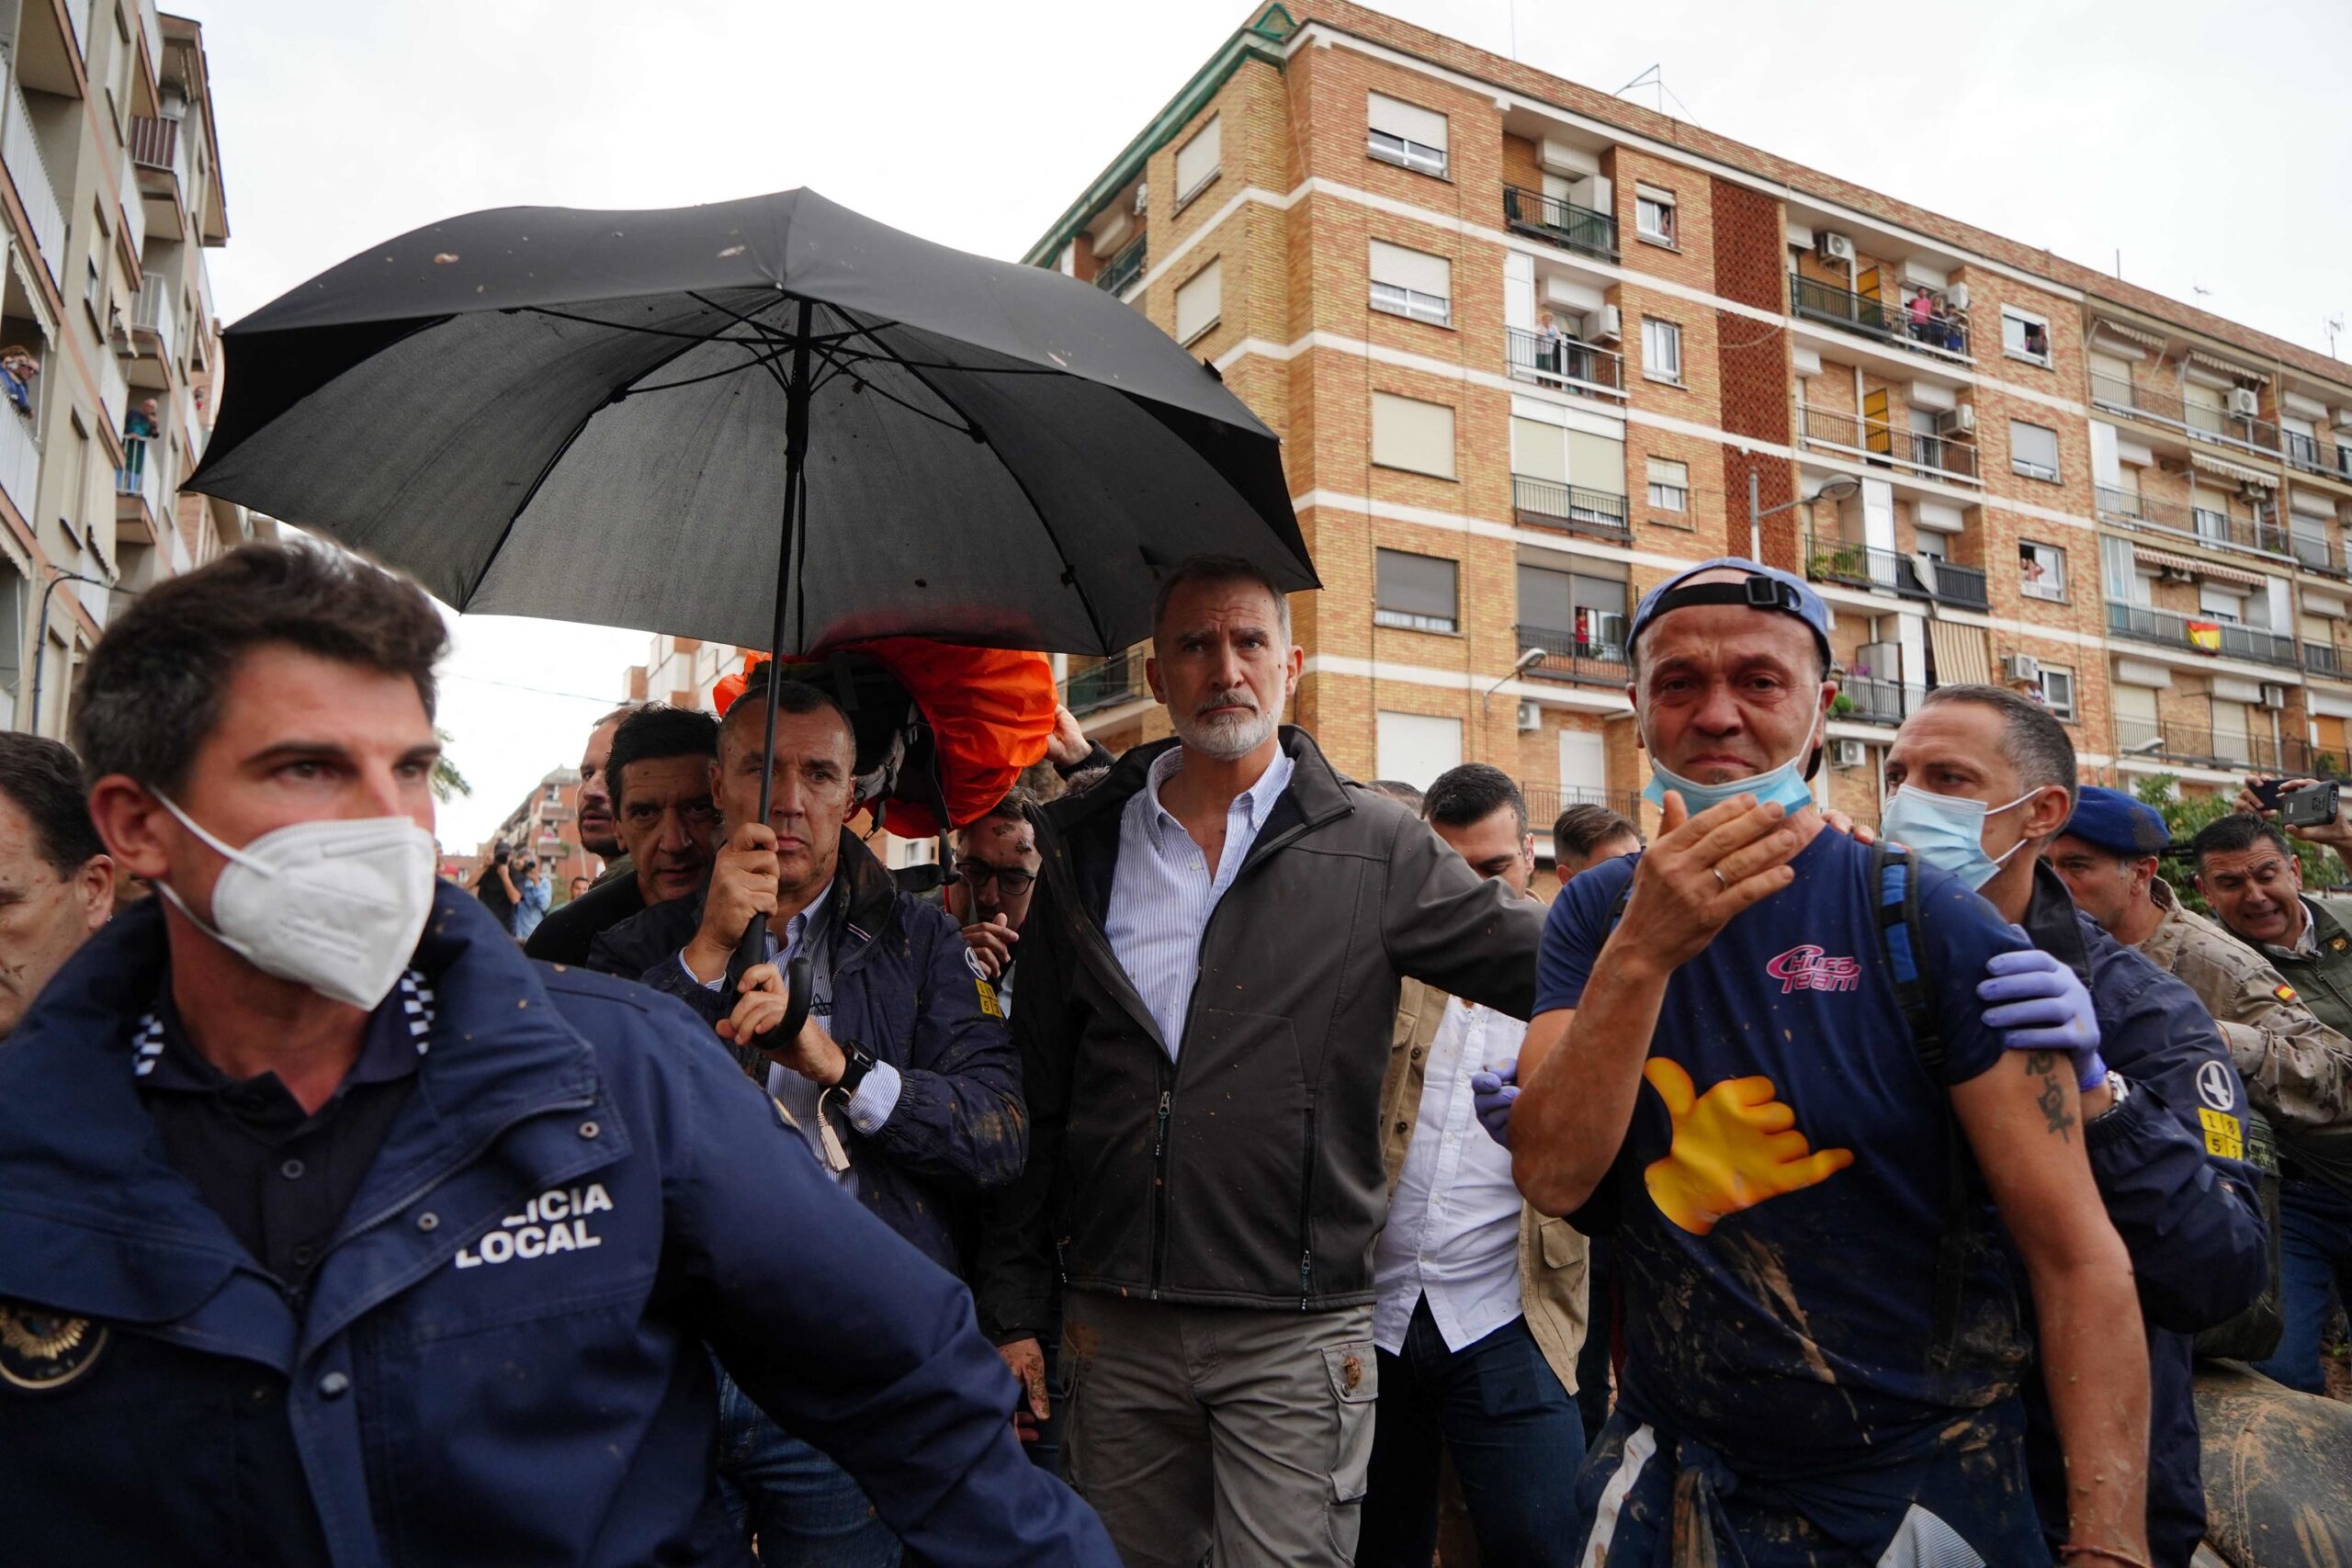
[1148,1083,1173,1299]
[1296,1106,1318,1306]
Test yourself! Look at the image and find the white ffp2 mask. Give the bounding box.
[153,795,439,1010]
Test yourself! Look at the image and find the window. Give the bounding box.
[2001,309,2052,367]
[1371,391,1456,479]
[83,256,104,321]
[1375,711,1463,790]
[2112,683,2159,749]
[1367,241,1452,327]
[2037,664,2076,721]
[1641,318,1682,383]
[1517,565,1628,656]
[2198,582,2245,624]
[2019,540,2066,601]
[1645,457,1689,512]
[1174,259,1221,344]
[1366,92,1449,178]
[2008,419,2061,482]
[1374,548,1459,633]
[1634,186,1677,246]
[1174,117,1221,205]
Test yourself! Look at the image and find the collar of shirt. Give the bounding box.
[134,969,434,1139]
[1138,743,1295,858]
[2288,897,2325,958]
[775,880,834,967]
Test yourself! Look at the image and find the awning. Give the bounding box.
[2188,347,2267,385]
[2191,451,2278,489]
[1928,619,1991,686]
[2092,320,2165,355]
[2132,544,2267,589]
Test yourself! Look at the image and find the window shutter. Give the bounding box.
[1372,392,1457,478]
[2009,421,2060,470]
[1376,549,1458,621]
[1645,457,1689,489]
[1175,260,1222,343]
[1175,117,1221,199]
[1511,417,1566,482]
[1375,712,1464,790]
[1566,429,1626,494]
[1368,241,1451,299]
[1368,92,1448,151]
[1517,565,1573,629]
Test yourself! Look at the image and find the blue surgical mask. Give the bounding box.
[1879,785,2037,889]
[1642,738,1820,817]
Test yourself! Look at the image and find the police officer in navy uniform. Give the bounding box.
[0,543,1113,1567]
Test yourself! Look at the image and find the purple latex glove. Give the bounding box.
[1977,941,2107,1091]
[1470,1057,1520,1148]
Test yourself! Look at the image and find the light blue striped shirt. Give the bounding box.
[1105,746,1295,1058]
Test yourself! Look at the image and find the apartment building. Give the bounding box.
[475,765,601,895]
[1034,1,2352,845]
[0,1,249,739]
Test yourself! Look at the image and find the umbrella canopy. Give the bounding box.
[191,187,1316,658]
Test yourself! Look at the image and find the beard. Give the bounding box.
[1172,687,1276,761]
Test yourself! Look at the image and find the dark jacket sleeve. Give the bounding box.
[971,875,1079,1346]
[854,900,1027,1190]
[2088,957,2269,1335]
[633,949,731,1027]
[660,1007,1114,1563]
[1378,810,1546,1020]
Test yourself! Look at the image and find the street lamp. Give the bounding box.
[1748,472,1861,560]
[1483,644,1549,699]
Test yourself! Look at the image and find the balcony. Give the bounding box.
[2284,433,2333,478]
[115,145,143,262]
[1093,233,1146,298]
[1500,185,1617,262]
[2105,600,2300,668]
[130,273,176,385]
[2087,373,2281,462]
[0,393,39,524]
[114,450,164,534]
[1802,536,1987,610]
[1504,325,1624,400]
[2308,641,2342,679]
[1835,674,1926,727]
[1511,473,1629,539]
[1062,649,1146,715]
[2117,717,2309,775]
[1795,402,1980,484]
[2291,531,2346,577]
[1518,622,1630,688]
[1,66,64,287]
[1520,782,1645,842]
[1789,273,1969,361]
[2093,485,2289,558]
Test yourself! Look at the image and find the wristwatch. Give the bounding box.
[834,1039,877,1097]
[2086,1072,2129,1124]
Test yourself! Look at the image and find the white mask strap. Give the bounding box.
[153,792,267,874]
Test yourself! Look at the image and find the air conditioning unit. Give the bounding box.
[1946,282,1970,311]
[1517,700,1543,732]
[2261,683,2288,709]
[2227,387,2262,419]
[1829,739,1869,770]
[1594,304,1623,341]
[2156,565,2193,584]
[1815,231,1857,267]
[2001,653,2043,683]
[1934,404,1977,437]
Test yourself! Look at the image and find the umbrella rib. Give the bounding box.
[515,304,785,344]
[627,340,797,396]
[824,319,1118,654]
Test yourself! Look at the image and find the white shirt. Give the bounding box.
[2264,896,2327,962]
[1104,745,1295,1058]
[1373,998,1529,1355]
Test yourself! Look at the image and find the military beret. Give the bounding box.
[2063,786,2171,857]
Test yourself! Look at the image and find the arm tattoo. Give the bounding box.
[2025,1050,2075,1144]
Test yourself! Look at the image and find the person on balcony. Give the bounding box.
[0,344,37,415]
[1908,290,1936,343]
[1537,311,1568,379]
[124,398,160,478]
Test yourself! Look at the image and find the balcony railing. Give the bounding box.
[2284,433,2332,477]
[1504,325,1624,398]
[1802,536,1986,610]
[1790,273,1969,359]
[1500,185,1617,261]
[1518,622,1630,688]
[2086,373,2282,460]
[0,393,39,523]
[1795,402,1980,482]
[115,448,164,521]
[2105,600,2301,667]
[1,64,65,286]
[1836,675,1927,727]
[130,115,184,185]
[1520,782,1645,844]
[2116,717,2310,775]
[1093,234,1146,297]
[116,145,143,258]
[2307,641,2342,678]
[2092,485,2290,558]
[1061,649,1146,715]
[1511,473,1629,538]
[133,273,176,369]
[2291,531,2346,576]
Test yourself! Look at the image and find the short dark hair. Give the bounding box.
[0,733,104,874]
[72,542,446,792]
[1554,803,1640,864]
[1365,780,1425,812]
[719,672,855,764]
[1424,763,1526,837]
[977,785,1036,828]
[1918,683,2078,813]
[1149,553,1291,644]
[2191,811,2294,872]
[607,705,718,808]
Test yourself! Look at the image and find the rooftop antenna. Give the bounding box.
[2326,314,2345,360]
[2192,284,2213,300]
[1614,63,1694,120]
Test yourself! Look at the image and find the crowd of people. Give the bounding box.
[0,539,2346,1567]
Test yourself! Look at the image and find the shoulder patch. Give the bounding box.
[2275,981,2300,1004]
[977,977,1003,1021]
[0,1303,108,1393]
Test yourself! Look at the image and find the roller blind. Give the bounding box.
[1369,241,1451,299]
[1376,549,1458,621]
[1373,393,1456,478]
[1175,260,1221,343]
[1368,92,1448,151]
[1175,117,1221,200]
[1566,429,1626,494]
[1376,712,1463,790]
[1510,417,1566,482]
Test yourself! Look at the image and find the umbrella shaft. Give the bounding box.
[754,297,816,829]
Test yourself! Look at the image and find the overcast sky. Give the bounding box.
[190,0,2352,852]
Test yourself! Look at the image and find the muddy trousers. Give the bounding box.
[1058,1291,1377,1568]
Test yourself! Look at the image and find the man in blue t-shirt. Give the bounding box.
[1510,558,2151,1567]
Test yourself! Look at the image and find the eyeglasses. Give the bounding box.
[952,862,1036,896]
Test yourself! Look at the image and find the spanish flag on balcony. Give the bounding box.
[2188,619,2224,653]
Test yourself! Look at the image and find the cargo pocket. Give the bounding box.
[1321,1337,1379,1554]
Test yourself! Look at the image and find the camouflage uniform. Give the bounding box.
[2139,877,2352,1134]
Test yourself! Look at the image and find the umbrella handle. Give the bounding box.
[727,942,817,1082]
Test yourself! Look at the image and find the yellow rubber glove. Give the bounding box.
[1641,1058,1856,1236]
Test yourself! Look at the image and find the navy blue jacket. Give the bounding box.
[0,886,1111,1568]
[2018,866,2267,1567]
[592,829,1024,1275]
